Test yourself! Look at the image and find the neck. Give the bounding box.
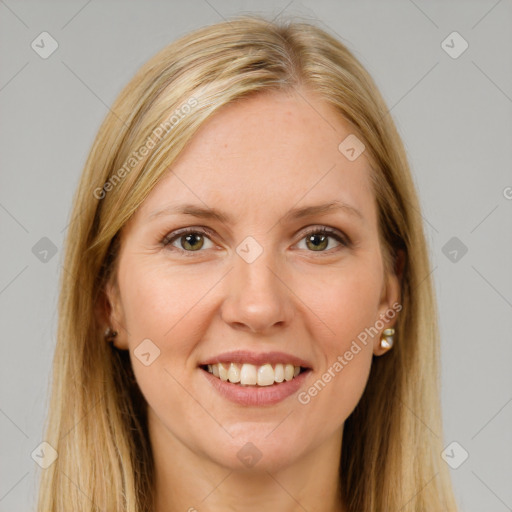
[150,416,346,512]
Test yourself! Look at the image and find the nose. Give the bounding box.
[220,246,294,334]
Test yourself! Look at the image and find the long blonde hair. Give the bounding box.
[38,15,458,511]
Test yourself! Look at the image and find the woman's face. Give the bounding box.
[107,89,401,472]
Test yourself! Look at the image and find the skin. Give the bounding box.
[105,88,402,512]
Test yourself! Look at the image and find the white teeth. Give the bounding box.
[257,364,274,386]
[205,362,304,386]
[274,363,284,382]
[218,363,228,381]
[227,363,240,383]
[240,364,257,385]
[284,364,294,381]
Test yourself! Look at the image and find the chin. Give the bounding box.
[204,425,310,473]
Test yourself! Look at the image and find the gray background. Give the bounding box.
[1,1,511,510]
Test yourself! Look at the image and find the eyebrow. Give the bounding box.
[148,200,364,224]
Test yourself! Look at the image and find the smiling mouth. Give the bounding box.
[200,362,310,386]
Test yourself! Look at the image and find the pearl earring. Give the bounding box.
[380,328,395,350]
[104,327,118,343]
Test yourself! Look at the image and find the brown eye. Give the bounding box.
[305,233,329,251]
[179,233,205,251]
[297,227,348,253]
[162,228,215,253]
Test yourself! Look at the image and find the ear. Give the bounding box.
[373,248,405,356]
[97,278,129,350]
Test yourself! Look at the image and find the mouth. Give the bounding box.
[200,362,310,387]
[198,350,313,405]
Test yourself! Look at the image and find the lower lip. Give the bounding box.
[200,368,311,406]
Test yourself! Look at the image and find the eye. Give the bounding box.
[162,227,215,254]
[296,226,349,253]
[161,226,350,256]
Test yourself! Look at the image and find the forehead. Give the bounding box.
[136,89,376,226]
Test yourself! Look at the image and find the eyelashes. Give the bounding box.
[298,226,350,251]
[161,225,351,257]
[162,227,217,255]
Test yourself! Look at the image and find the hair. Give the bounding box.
[37,14,458,512]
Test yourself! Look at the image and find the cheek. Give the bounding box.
[119,260,214,431]
[295,278,377,430]
[119,257,218,343]
[292,254,383,418]
[301,251,384,352]
[297,348,373,436]
[118,257,222,407]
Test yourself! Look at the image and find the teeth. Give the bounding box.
[205,362,304,386]
[227,363,240,383]
[274,363,284,383]
[240,363,257,385]
[218,363,228,381]
[284,364,294,381]
[257,364,274,386]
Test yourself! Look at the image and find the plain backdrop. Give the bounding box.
[1,1,511,510]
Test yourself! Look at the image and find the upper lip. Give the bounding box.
[199,350,313,369]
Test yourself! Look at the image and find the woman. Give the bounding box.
[38,15,458,512]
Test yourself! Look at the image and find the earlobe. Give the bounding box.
[373,248,405,356]
[374,328,395,356]
[101,279,129,350]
